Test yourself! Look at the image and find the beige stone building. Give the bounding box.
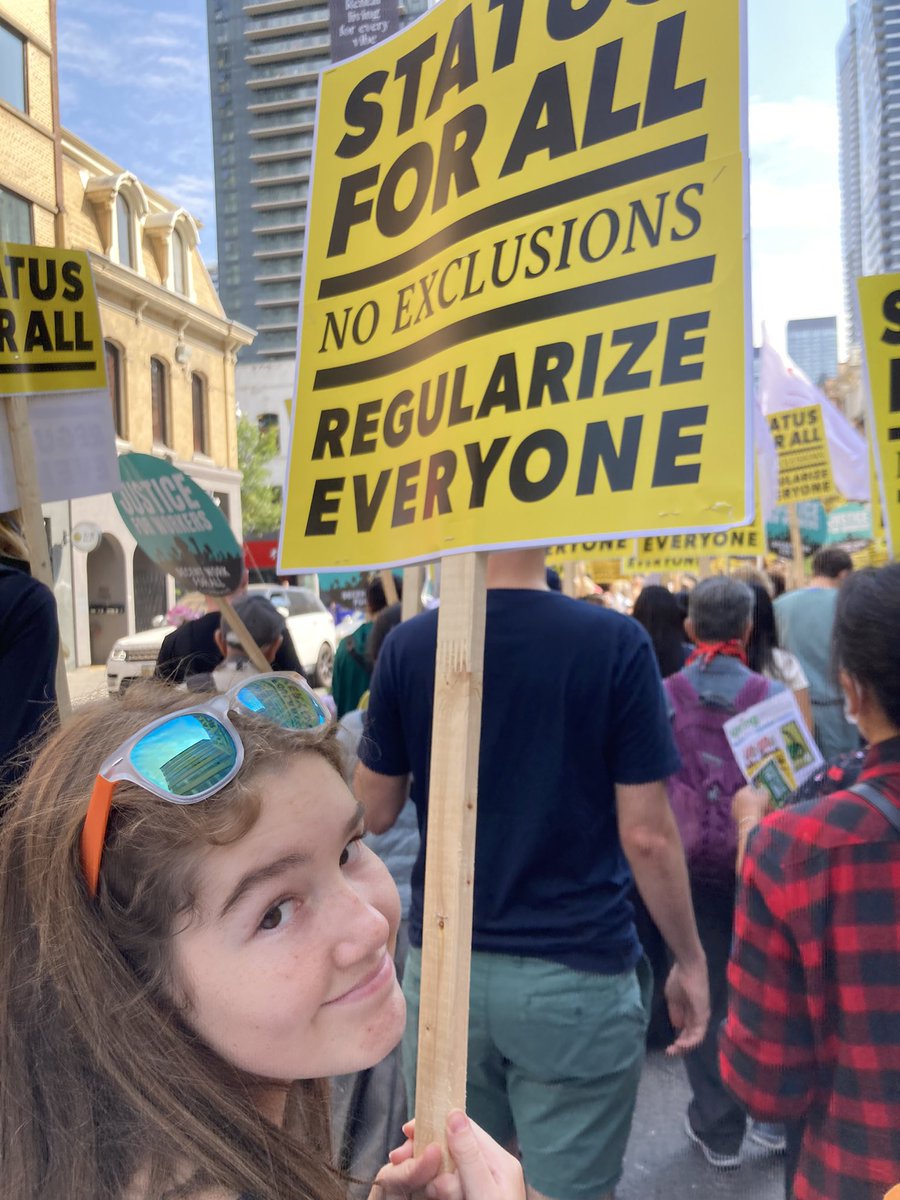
[1,1,254,666]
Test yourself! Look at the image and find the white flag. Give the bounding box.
[758,336,869,500]
[753,398,780,520]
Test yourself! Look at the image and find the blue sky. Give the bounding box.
[57,0,851,350]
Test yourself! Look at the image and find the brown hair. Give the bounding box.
[0,510,29,561]
[0,683,349,1200]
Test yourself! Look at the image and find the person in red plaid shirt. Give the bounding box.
[721,564,900,1199]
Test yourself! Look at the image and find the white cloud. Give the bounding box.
[57,15,206,95]
[748,95,845,349]
[749,97,839,158]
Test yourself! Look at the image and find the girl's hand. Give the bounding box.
[371,1112,525,1200]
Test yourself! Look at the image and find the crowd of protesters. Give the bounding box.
[0,540,896,1200]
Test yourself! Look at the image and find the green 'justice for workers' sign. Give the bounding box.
[114,453,244,596]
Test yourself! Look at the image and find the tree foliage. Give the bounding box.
[237,414,282,537]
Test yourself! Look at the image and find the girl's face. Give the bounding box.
[169,752,405,1087]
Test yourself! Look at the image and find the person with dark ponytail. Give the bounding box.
[745,583,813,731]
[722,564,900,1199]
[632,585,690,678]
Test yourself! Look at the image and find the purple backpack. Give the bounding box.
[664,669,770,882]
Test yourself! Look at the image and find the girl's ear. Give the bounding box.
[214,628,227,656]
[838,668,861,723]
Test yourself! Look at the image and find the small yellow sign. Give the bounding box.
[768,404,836,505]
[0,244,106,395]
[588,559,625,585]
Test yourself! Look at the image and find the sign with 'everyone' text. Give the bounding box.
[768,404,836,506]
[280,0,751,570]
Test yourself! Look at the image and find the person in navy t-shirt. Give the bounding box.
[356,548,709,1200]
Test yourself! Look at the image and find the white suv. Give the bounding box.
[106,584,337,696]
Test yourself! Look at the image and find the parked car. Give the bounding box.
[106,584,337,696]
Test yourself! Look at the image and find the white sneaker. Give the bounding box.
[684,1113,743,1170]
[747,1120,787,1154]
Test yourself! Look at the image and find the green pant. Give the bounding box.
[403,948,651,1200]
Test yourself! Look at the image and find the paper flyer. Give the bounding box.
[724,690,824,806]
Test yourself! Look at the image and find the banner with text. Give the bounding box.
[0,243,106,394]
[329,0,401,65]
[0,242,118,508]
[623,552,699,575]
[768,404,836,506]
[858,273,900,558]
[545,538,633,567]
[280,0,751,571]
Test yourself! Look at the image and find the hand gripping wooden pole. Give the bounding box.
[413,551,487,1168]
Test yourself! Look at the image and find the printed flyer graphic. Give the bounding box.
[724,690,824,806]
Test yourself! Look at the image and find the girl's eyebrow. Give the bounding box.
[217,802,366,919]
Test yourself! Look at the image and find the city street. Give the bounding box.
[620,1053,783,1199]
[61,669,783,1200]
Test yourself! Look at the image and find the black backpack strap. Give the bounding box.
[344,631,371,674]
[848,782,900,834]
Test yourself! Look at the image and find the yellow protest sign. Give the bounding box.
[768,404,836,505]
[588,559,625,584]
[634,517,764,562]
[623,553,700,575]
[858,273,900,558]
[0,244,106,394]
[280,0,750,570]
[545,538,633,566]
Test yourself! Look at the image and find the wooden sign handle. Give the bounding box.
[6,395,72,720]
[380,568,399,605]
[788,503,805,589]
[413,551,487,1167]
[214,596,273,675]
[401,564,425,621]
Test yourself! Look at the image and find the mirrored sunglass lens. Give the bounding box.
[237,677,326,730]
[130,714,238,798]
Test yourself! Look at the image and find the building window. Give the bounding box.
[116,192,134,268]
[0,183,31,243]
[105,340,126,439]
[150,357,169,445]
[0,21,26,112]
[191,373,208,454]
[172,228,186,294]
[258,412,280,453]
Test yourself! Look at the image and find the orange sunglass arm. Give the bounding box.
[80,776,117,899]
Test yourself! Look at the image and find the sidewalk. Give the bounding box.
[64,665,109,707]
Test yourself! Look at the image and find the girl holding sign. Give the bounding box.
[0,676,522,1200]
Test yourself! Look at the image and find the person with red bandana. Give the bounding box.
[664,577,786,1170]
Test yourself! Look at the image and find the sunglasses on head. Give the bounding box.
[80,672,329,899]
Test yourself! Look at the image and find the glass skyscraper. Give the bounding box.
[786,316,839,385]
[207,0,430,363]
[838,0,900,347]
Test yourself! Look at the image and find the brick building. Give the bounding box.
[0,1,254,666]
